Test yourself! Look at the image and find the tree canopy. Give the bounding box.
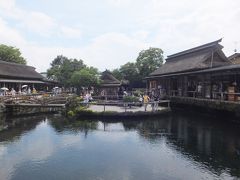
[47,55,87,86]
[47,47,164,89]
[0,44,27,64]
[47,55,99,88]
[136,47,164,78]
[112,47,164,88]
[70,68,100,89]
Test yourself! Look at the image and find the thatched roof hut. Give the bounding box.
[0,60,44,84]
[228,53,240,64]
[150,39,231,77]
[100,70,121,87]
[0,60,43,79]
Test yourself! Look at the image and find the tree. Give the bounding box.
[47,55,86,86]
[0,44,26,64]
[112,68,123,81]
[119,62,142,87]
[136,47,164,78]
[111,47,164,88]
[70,68,100,89]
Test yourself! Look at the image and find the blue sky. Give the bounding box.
[0,0,239,72]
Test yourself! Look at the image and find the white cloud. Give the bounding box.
[0,0,240,73]
[0,0,81,38]
[80,32,150,70]
[0,17,26,46]
[21,12,56,37]
[60,26,82,38]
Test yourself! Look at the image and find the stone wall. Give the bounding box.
[170,97,240,118]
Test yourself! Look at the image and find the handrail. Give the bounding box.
[79,100,170,112]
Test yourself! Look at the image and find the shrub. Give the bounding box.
[123,96,139,102]
[67,110,75,117]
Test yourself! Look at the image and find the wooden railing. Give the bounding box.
[0,93,72,105]
[168,90,240,102]
[79,100,170,112]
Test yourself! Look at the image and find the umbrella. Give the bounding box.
[22,85,28,88]
[1,87,9,91]
[53,87,59,89]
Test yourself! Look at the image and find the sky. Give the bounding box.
[0,0,239,73]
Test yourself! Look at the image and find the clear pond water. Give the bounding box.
[0,113,240,180]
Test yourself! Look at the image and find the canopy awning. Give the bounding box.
[0,79,44,84]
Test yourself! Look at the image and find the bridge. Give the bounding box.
[0,93,72,115]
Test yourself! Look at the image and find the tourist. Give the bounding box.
[139,94,143,103]
[154,93,159,111]
[150,95,155,111]
[197,83,202,97]
[89,93,93,102]
[27,87,31,94]
[84,92,90,103]
[143,93,150,111]
[59,88,62,94]
[101,90,105,100]
[11,88,16,96]
[32,88,37,94]
[22,88,27,95]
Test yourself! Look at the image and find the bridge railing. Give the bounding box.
[0,92,74,105]
[79,100,170,112]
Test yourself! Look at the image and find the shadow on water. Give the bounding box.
[0,112,240,179]
[72,113,240,178]
[0,114,46,142]
[122,114,240,177]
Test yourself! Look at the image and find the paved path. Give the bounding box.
[87,104,167,113]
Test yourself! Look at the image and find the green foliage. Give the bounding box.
[123,96,139,102]
[66,96,84,111]
[112,68,123,80]
[67,110,75,117]
[136,47,164,78]
[70,68,100,88]
[47,55,87,86]
[120,62,141,85]
[133,89,144,96]
[111,47,164,88]
[0,44,26,64]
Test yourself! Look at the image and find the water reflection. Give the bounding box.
[0,113,240,179]
[122,114,240,178]
[0,114,44,142]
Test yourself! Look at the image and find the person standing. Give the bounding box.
[143,94,150,111]
[154,93,159,111]
[11,88,16,96]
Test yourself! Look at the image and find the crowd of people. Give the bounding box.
[0,87,38,96]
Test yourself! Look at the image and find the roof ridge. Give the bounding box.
[167,39,222,59]
[0,60,34,69]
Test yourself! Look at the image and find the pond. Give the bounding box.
[0,113,240,180]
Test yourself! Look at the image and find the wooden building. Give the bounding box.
[0,60,56,92]
[99,70,121,99]
[228,53,240,64]
[146,39,240,101]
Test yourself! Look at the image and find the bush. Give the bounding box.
[66,96,84,111]
[67,110,75,117]
[123,96,139,102]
